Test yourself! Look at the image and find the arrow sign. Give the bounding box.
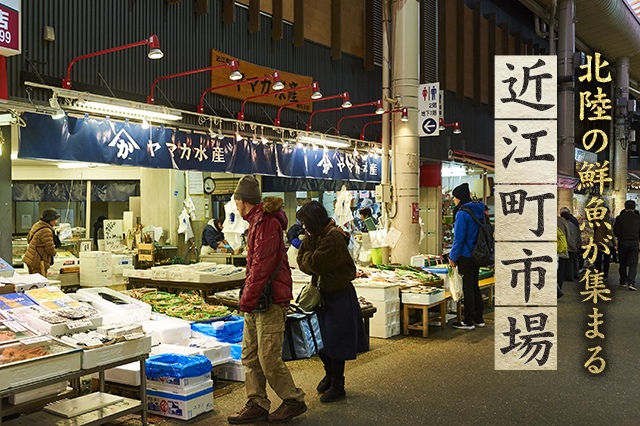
[422,118,437,135]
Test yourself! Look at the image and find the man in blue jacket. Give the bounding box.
[448,183,487,330]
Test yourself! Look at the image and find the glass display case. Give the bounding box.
[12,238,93,267]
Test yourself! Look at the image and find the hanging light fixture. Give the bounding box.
[453,122,461,134]
[63,35,163,89]
[275,91,350,126]
[198,72,282,114]
[49,95,66,119]
[147,60,242,104]
[142,118,150,129]
[272,72,285,90]
[439,118,445,131]
[311,82,322,99]
[238,81,321,121]
[375,99,384,115]
[401,108,409,122]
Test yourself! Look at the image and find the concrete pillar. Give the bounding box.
[0,126,11,264]
[140,168,185,247]
[381,0,391,264]
[614,57,630,212]
[390,0,420,264]
[557,0,575,211]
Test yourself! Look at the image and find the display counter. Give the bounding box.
[128,277,245,304]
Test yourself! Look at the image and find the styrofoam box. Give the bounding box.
[410,255,426,267]
[94,361,142,386]
[147,371,212,392]
[8,381,69,405]
[0,347,82,392]
[370,322,401,339]
[151,267,169,281]
[77,287,151,323]
[138,316,191,346]
[81,335,152,369]
[424,267,450,289]
[25,312,103,335]
[401,290,446,305]
[370,311,400,328]
[216,359,244,382]
[112,255,134,275]
[50,258,79,271]
[147,380,214,420]
[123,268,153,279]
[371,298,400,315]
[353,284,399,302]
[153,343,232,367]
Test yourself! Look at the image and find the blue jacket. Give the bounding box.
[202,225,225,247]
[449,202,486,263]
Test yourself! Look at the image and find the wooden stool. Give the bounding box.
[402,300,446,337]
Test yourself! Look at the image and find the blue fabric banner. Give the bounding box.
[18,113,381,183]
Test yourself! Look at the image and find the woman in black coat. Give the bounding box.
[296,201,368,403]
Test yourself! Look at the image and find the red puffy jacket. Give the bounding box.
[239,197,293,313]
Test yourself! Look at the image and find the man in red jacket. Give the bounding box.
[228,175,306,425]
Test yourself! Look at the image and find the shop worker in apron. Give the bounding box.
[228,175,306,425]
[448,183,487,330]
[23,208,60,276]
[297,201,368,403]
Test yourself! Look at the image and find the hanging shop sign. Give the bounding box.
[0,0,20,56]
[18,113,381,183]
[418,82,439,137]
[210,49,315,112]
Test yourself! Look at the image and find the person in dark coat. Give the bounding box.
[614,200,640,290]
[287,220,305,249]
[93,215,107,250]
[200,217,228,255]
[297,201,368,403]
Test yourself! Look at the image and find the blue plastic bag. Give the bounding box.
[146,354,212,379]
[191,316,244,343]
[230,343,242,360]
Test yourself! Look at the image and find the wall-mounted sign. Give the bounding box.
[210,49,314,112]
[0,0,20,56]
[418,82,439,137]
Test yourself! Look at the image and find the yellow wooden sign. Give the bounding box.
[210,49,315,113]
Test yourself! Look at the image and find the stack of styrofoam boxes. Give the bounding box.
[79,251,113,287]
[354,283,401,338]
[146,355,214,421]
[112,254,134,286]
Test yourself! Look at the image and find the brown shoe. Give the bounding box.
[228,400,269,424]
[268,399,307,423]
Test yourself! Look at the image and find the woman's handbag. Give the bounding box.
[295,278,322,312]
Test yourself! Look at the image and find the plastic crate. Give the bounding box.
[353,284,399,302]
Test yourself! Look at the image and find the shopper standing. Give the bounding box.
[296,201,368,403]
[594,208,614,280]
[614,200,640,291]
[560,207,581,280]
[228,176,306,424]
[448,183,486,330]
[22,208,60,276]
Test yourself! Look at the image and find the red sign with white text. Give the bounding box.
[0,1,20,56]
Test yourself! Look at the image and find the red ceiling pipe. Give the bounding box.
[197,72,282,114]
[336,108,407,135]
[148,60,240,104]
[307,98,382,131]
[275,92,351,126]
[360,120,383,140]
[238,82,321,120]
[63,35,163,89]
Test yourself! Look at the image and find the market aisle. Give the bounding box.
[113,264,640,426]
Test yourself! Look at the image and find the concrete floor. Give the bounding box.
[128,262,640,426]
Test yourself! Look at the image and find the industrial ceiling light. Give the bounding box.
[0,112,17,125]
[311,82,322,100]
[229,60,242,80]
[49,96,66,119]
[272,71,285,90]
[275,91,350,126]
[401,108,409,122]
[439,118,445,131]
[238,81,321,121]
[141,118,150,129]
[375,99,384,115]
[453,122,461,134]
[63,35,163,89]
[298,134,351,148]
[147,60,242,104]
[76,99,182,121]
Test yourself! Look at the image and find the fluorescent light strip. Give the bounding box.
[77,101,182,121]
[298,135,351,149]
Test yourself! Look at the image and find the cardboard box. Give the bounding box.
[147,380,214,420]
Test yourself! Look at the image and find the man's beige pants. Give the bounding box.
[242,304,305,411]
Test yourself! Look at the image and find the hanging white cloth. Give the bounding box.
[178,207,194,242]
[222,196,249,250]
[334,186,353,226]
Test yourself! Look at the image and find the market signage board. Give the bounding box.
[211,49,314,112]
[18,113,382,184]
[418,82,439,137]
[494,56,557,371]
[0,0,20,56]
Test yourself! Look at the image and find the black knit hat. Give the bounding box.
[234,175,261,205]
[625,200,636,210]
[42,208,60,222]
[452,183,471,200]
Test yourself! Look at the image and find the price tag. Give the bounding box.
[66,320,93,329]
[124,332,145,341]
[2,320,26,332]
[21,336,51,345]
